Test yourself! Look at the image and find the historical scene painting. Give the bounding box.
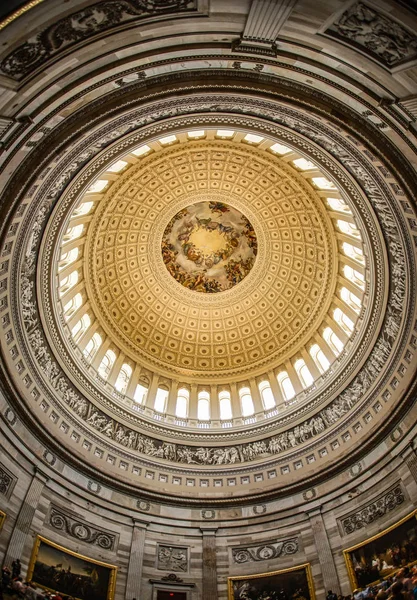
[344,510,417,588]
[28,536,117,600]
[162,201,257,293]
[228,563,315,600]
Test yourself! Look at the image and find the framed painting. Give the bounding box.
[0,509,5,531]
[228,563,315,600]
[344,509,417,589]
[27,536,117,600]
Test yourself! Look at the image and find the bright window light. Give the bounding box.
[219,390,233,420]
[277,372,296,401]
[294,359,314,388]
[87,179,108,193]
[244,133,264,144]
[159,135,177,145]
[239,387,255,417]
[343,265,365,289]
[326,197,351,213]
[310,344,330,374]
[134,383,148,404]
[198,390,210,421]
[188,130,205,138]
[258,381,275,410]
[342,242,365,264]
[98,350,116,379]
[154,387,169,413]
[132,144,151,156]
[337,220,361,239]
[216,130,234,137]
[334,308,354,333]
[73,201,94,216]
[83,333,102,361]
[176,388,189,418]
[323,327,344,356]
[114,363,132,394]
[107,160,128,173]
[293,158,316,170]
[312,177,337,190]
[270,143,291,154]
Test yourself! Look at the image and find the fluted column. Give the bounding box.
[307,508,340,594]
[200,527,218,600]
[125,518,148,600]
[3,468,49,567]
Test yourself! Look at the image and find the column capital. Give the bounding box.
[34,466,49,484]
[200,526,218,535]
[306,506,322,519]
[132,517,149,528]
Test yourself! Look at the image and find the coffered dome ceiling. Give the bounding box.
[0,0,416,505]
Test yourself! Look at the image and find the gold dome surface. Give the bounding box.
[84,139,337,378]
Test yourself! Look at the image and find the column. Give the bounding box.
[3,468,49,567]
[125,519,148,600]
[307,508,340,594]
[402,444,417,482]
[200,527,218,600]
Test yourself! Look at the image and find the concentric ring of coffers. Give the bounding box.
[46,126,374,429]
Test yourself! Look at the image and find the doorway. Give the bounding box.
[157,592,187,600]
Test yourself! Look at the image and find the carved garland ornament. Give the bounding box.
[9,94,412,470]
[232,538,298,563]
[48,506,116,549]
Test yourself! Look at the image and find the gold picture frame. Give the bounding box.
[228,562,316,600]
[0,509,5,531]
[343,509,417,590]
[27,535,117,600]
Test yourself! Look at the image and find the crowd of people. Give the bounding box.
[1,560,75,600]
[326,566,417,600]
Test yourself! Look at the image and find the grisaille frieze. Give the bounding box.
[0,0,197,80]
[325,2,417,67]
[232,538,298,563]
[157,545,188,572]
[339,484,405,535]
[48,506,116,550]
[0,464,15,498]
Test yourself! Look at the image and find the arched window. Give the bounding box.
[219,390,233,420]
[83,333,102,361]
[277,371,296,401]
[73,201,94,216]
[343,265,365,290]
[309,343,330,374]
[175,388,189,419]
[294,359,314,389]
[63,224,84,244]
[239,387,254,417]
[337,220,360,239]
[333,308,354,334]
[87,179,108,193]
[59,270,78,295]
[342,242,365,265]
[323,327,344,356]
[197,390,210,421]
[114,363,132,394]
[59,248,79,270]
[258,381,275,410]
[326,197,351,213]
[154,387,169,413]
[341,287,361,312]
[71,313,90,341]
[63,293,82,318]
[134,383,148,404]
[98,349,116,379]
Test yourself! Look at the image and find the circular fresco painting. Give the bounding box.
[162,201,258,293]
